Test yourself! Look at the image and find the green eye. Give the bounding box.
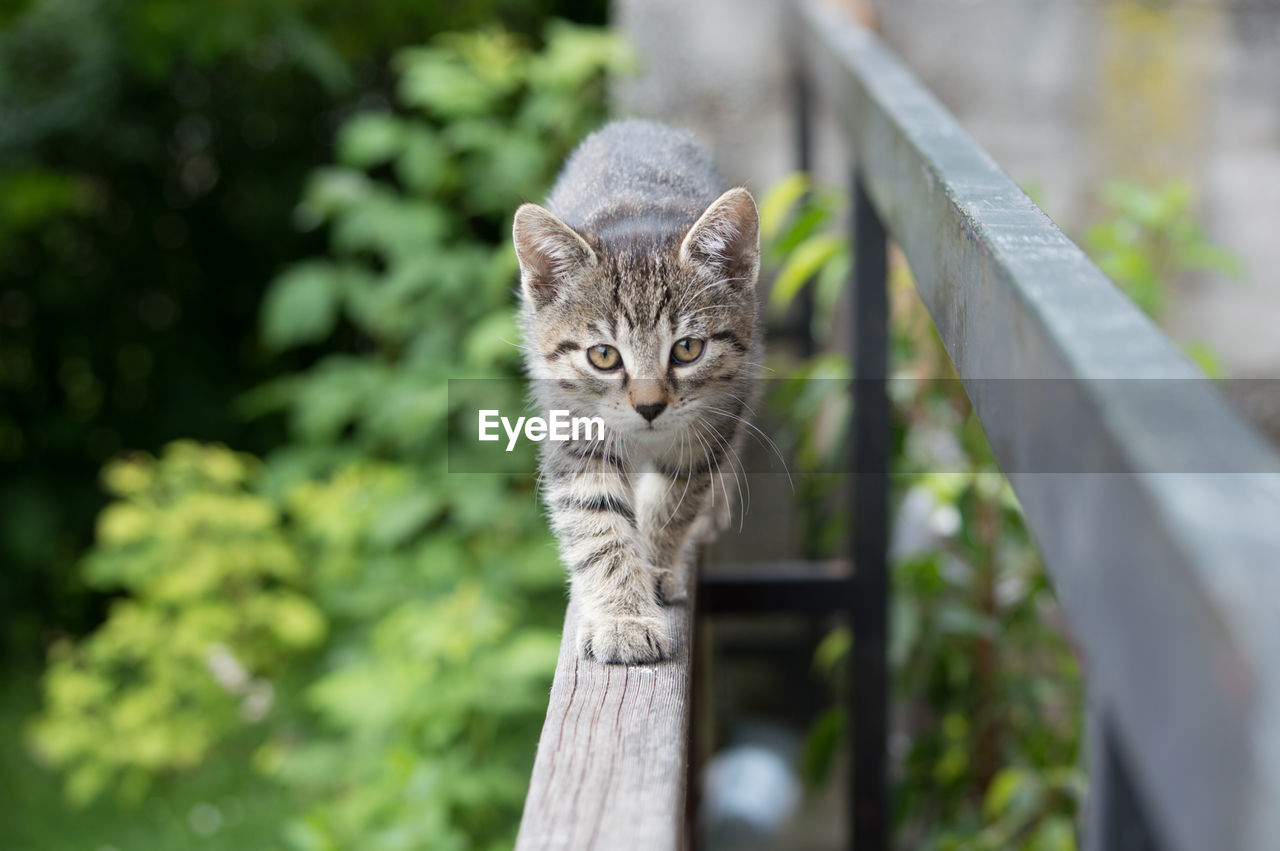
[587,344,622,371]
[671,338,704,364]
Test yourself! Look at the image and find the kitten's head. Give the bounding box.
[514,188,759,449]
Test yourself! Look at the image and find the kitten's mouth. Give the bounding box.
[626,420,668,439]
[630,423,690,450]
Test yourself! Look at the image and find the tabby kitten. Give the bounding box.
[513,120,760,664]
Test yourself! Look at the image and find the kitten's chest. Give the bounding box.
[632,463,670,526]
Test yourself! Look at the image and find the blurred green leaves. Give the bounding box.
[759,173,850,336]
[30,442,324,807]
[258,22,629,467]
[766,171,1244,848]
[1085,179,1245,319]
[270,584,560,851]
[766,181,1085,849]
[0,0,611,663]
[1084,179,1243,377]
[261,262,346,352]
[0,169,94,237]
[30,20,625,850]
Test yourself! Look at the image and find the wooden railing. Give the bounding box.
[516,2,1280,850]
[514,579,696,850]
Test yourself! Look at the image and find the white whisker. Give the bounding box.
[659,431,686,507]
[703,405,793,489]
[723,391,759,418]
[663,457,695,531]
[698,418,749,531]
[691,428,717,509]
[502,337,538,354]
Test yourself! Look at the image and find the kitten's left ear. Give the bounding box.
[513,203,598,309]
[679,187,760,289]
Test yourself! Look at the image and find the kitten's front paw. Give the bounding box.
[577,614,671,664]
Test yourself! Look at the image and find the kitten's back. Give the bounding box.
[546,120,726,242]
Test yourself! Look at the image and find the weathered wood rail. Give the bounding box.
[515,576,696,851]
[516,1,1280,850]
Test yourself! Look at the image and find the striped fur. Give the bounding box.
[514,121,760,664]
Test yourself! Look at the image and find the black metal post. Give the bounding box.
[792,36,812,181]
[850,174,888,851]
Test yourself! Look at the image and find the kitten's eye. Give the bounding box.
[587,344,622,371]
[671,337,705,364]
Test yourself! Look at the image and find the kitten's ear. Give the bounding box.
[513,203,598,309]
[679,187,760,289]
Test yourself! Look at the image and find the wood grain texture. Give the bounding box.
[515,577,694,851]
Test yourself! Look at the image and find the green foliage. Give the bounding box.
[1084,179,1244,319]
[759,173,851,339]
[3,678,296,851]
[264,584,561,851]
[29,442,324,807]
[244,31,631,843]
[0,0,356,656]
[764,172,1245,847]
[256,24,631,449]
[762,171,1244,844]
[1083,179,1243,377]
[0,0,608,661]
[29,21,627,850]
[765,176,1084,849]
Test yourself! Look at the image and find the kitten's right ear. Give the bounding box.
[513,204,597,309]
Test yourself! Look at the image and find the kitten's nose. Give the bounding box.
[635,401,667,422]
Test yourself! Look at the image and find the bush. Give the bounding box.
[30,442,324,806]
[30,22,629,850]
[0,0,607,659]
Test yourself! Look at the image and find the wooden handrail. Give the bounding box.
[514,573,696,851]
[795,2,1280,850]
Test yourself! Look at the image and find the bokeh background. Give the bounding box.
[1,2,616,847]
[3,0,1276,848]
